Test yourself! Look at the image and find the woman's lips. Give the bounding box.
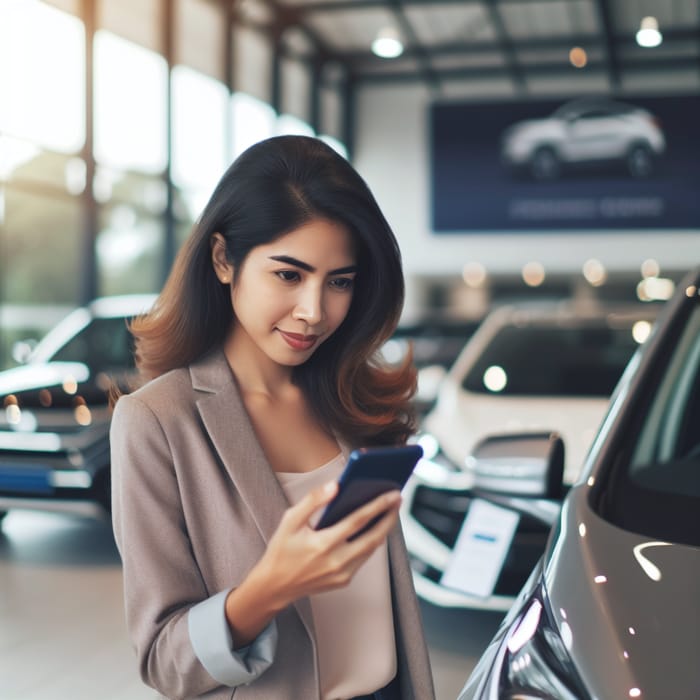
[277,330,319,351]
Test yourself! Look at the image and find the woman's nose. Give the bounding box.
[292,286,324,325]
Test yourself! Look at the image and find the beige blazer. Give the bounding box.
[110,348,435,700]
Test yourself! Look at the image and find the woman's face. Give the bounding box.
[214,218,357,369]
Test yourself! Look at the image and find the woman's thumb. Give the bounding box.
[285,480,338,529]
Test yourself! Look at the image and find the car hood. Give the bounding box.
[0,361,90,395]
[423,391,608,484]
[544,484,700,698]
[0,362,113,445]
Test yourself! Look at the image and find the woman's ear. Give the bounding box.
[210,233,234,284]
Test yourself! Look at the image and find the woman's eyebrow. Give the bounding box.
[268,255,357,275]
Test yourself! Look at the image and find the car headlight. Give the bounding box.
[484,589,589,700]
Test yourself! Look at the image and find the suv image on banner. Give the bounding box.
[501,98,666,180]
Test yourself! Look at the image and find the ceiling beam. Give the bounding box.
[594,0,620,88]
[333,27,700,63]
[356,54,700,84]
[484,1,525,92]
[388,0,442,95]
[291,0,574,11]
[252,0,337,61]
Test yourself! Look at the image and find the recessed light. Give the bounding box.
[372,27,403,59]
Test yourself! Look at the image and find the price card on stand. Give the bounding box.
[440,498,520,598]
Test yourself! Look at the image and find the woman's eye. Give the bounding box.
[276,270,300,282]
[330,277,354,291]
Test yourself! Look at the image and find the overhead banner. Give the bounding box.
[430,95,700,232]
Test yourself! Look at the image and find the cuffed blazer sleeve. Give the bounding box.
[110,393,276,699]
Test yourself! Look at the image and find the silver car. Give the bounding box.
[501,98,666,180]
[458,266,700,699]
[0,294,155,522]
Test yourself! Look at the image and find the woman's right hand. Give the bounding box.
[224,481,401,647]
[261,480,401,604]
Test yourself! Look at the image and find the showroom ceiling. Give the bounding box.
[236,0,700,97]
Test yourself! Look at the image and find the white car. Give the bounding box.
[501,98,666,180]
[402,301,659,610]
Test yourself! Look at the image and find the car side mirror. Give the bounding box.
[465,432,564,499]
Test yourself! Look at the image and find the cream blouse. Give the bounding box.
[276,453,397,700]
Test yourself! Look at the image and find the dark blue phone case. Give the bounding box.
[315,444,423,535]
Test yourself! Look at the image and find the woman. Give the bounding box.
[110,135,435,700]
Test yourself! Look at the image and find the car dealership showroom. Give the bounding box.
[1,1,699,699]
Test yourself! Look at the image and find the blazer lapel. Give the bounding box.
[190,349,316,641]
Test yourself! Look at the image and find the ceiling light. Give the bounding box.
[462,261,487,288]
[636,277,675,302]
[636,16,662,48]
[569,46,587,68]
[522,261,545,287]
[372,26,403,59]
[640,258,660,278]
[582,258,607,286]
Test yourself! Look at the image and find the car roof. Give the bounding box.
[479,300,660,326]
[555,97,638,115]
[84,294,158,318]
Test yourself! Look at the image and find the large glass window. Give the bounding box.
[94,30,168,173]
[1,189,82,304]
[172,65,228,221]
[96,202,165,296]
[0,188,82,367]
[277,114,315,138]
[230,92,276,161]
[0,0,85,153]
[1,134,87,194]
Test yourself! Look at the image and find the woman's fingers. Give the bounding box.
[327,504,401,581]
[260,486,402,602]
[327,490,402,544]
[281,480,338,530]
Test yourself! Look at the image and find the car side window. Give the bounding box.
[50,318,135,372]
[576,109,610,120]
[629,306,700,478]
[596,298,700,546]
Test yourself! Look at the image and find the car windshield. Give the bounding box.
[387,319,480,369]
[47,317,135,373]
[461,322,645,397]
[595,294,700,547]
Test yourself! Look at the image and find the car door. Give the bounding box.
[561,106,625,161]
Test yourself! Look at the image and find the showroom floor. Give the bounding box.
[0,510,502,700]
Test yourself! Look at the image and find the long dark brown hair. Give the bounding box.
[126,135,416,446]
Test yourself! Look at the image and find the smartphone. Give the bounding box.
[315,444,423,537]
